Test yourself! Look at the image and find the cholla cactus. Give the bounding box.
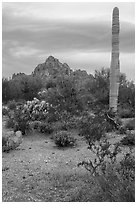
[109,7,120,114]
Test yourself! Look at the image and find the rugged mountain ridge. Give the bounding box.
[32,56,72,77]
[11,56,90,81]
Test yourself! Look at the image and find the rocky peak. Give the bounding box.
[12,72,26,80]
[32,56,71,77]
[44,56,62,69]
[45,55,58,63]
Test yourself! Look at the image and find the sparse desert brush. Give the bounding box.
[52,121,68,132]
[7,101,17,110]
[78,109,126,142]
[2,130,23,152]
[39,122,53,134]
[125,119,135,130]
[13,107,30,135]
[118,108,135,118]
[120,131,135,147]
[52,119,78,133]
[2,106,9,116]
[53,131,76,147]
[78,114,106,142]
[78,139,135,202]
[5,117,15,129]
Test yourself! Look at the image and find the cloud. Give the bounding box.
[2,2,135,23]
[2,2,135,80]
[3,16,134,55]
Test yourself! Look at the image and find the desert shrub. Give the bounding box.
[79,110,124,141]
[26,120,42,133]
[17,121,29,135]
[65,116,80,129]
[105,110,125,132]
[85,123,105,142]
[113,153,135,201]
[114,118,126,134]
[52,121,68,132]
[125,119,135,130]
[2,137,8,146]
[78,139,135,202]
[118,153,135,180]
[13,119,29,135]
[57,120,76,131]
[120,132,135,146]
[2,107,9,116]
[45,109,61,123]
[32,121,40,130]
[79,114,106,142]
[22,98,52,121]
[118,108,135,118]
[13,106,30,135]
[7,101,16,110]
[16,100,25,107]
[98,162,135,202]
[78,139,121,175]
[53,131,76,147]
[39,122,53,134]
[13,99,51,134]
[5,117,15,129]
[9,98,58,135]
[52,116,79,132]
[117,126,127,134]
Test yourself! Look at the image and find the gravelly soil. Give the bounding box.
[2,126,93,202]
[2,117,134,202]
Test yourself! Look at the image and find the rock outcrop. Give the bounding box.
[32,56,72,77]
[2,131,23,152]
[12,72,26,80]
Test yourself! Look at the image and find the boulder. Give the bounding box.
[2,131,23,152]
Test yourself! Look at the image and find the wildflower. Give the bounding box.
[27,101,31,104]
[33,97,39,102]
[41,101,45,105]
[24,104,28,109]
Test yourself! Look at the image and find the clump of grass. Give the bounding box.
[7,101,16,110]
[39,122,53,134]
[53,131,76,147]
[2,107,9,116]
[125,119,135,130]
[120,132,135,146]
[78,139,135,202]
[78,114,106,142]
[118,108,135,118]
[5,117,15,129]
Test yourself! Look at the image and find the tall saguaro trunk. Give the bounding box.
[109,7,120,114]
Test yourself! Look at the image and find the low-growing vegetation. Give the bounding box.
[78,139,135,202]
[125,118,135,130]
[53,131,76,147]
[79,114,106,141]
[2,106,9,116]
[39,122,53,134]
[5,117,15,129]
[118,108,135,118]
[2,67,135,202]
[7,100,17,110]
[120,132,135,147]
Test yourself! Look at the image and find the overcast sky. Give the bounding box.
[2,2,135,80]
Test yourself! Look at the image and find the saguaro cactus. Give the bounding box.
[109,7,120,114]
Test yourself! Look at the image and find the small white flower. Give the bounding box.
[41,101,45,105]
[24,104,28,109]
